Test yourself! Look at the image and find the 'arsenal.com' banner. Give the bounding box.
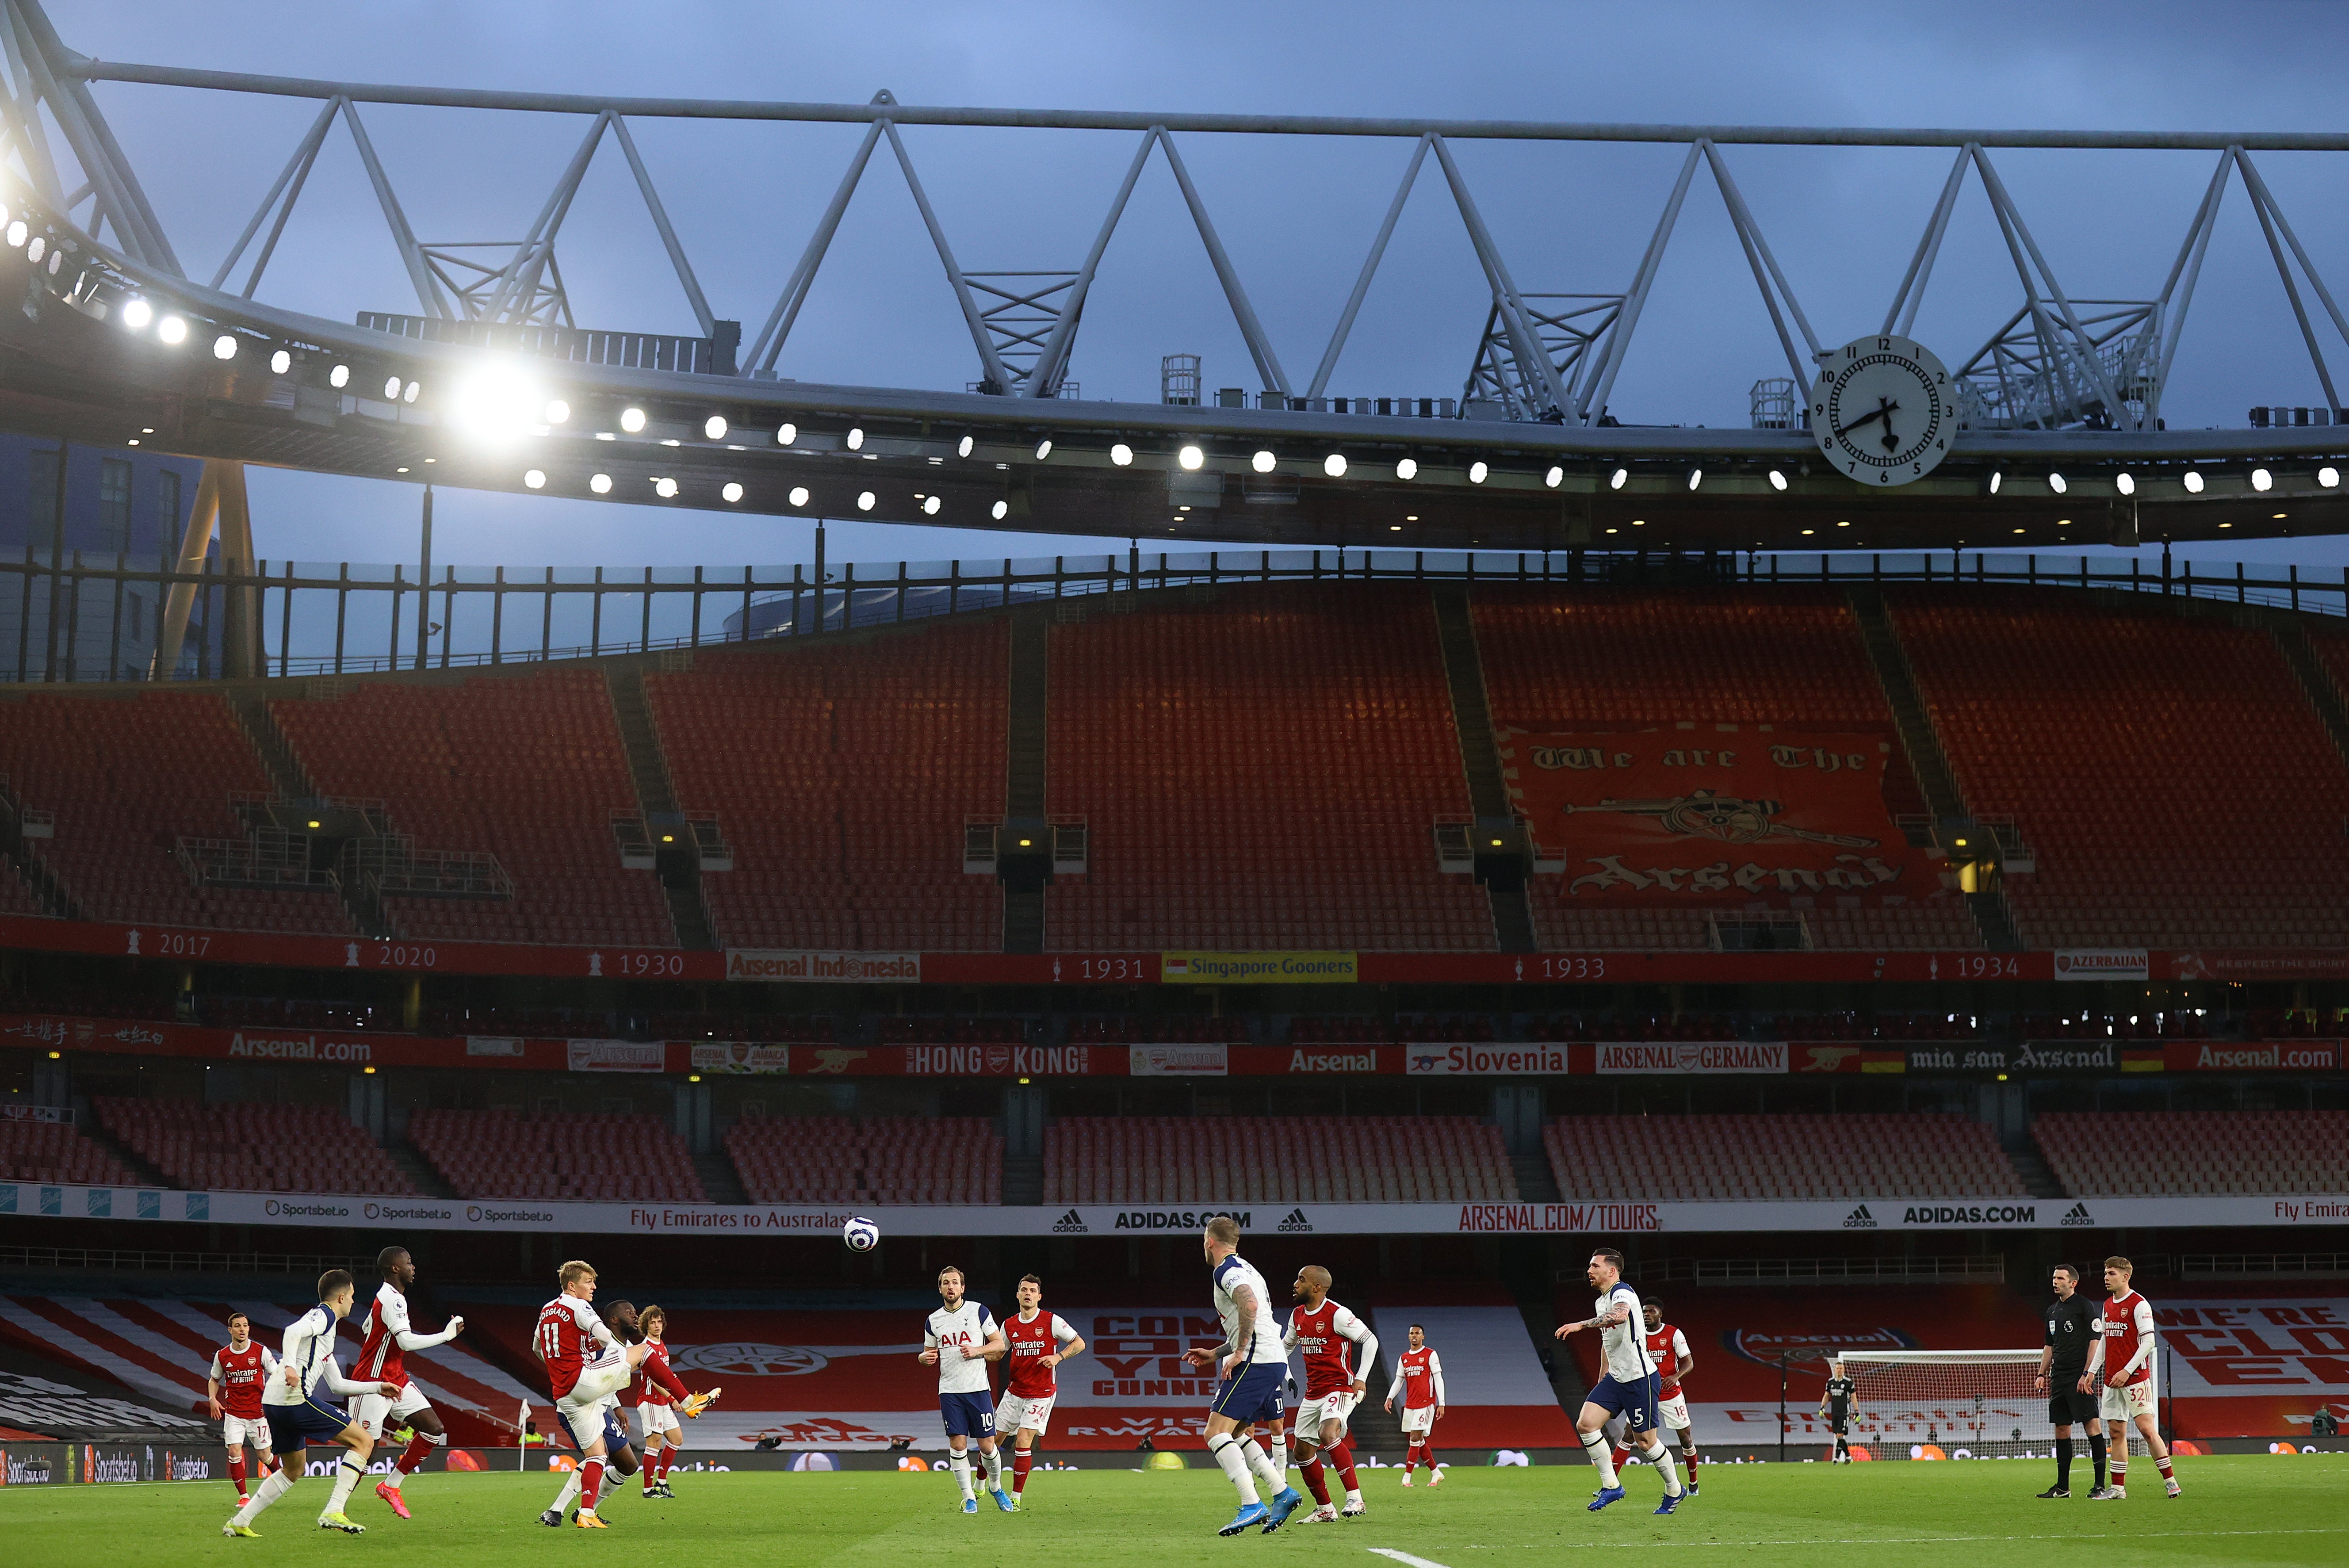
[1497,724,1943,903]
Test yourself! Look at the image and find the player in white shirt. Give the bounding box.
[918,1264,1012,1514]
[1180,1216,1306,1536]
[1554,1247,1684,1516]
[222,1269,404,1538]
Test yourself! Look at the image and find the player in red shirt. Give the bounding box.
[1610,1303,1699,1495]
[629,1305,713,1499]
[2085,1256,2178,1500]
[997,1274,1085,1509]
[1285,1265,1377,1521]
[352,1245,465,1520]
[206,1311,280,1507]
[532,1260,657,1528]
[1386,1323,1444,1486]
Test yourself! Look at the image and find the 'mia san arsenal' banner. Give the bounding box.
[1495,723,1942,903]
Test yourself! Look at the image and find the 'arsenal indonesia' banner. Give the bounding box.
[1497,724,1942,903]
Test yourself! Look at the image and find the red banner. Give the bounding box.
[1497,724,1943,904]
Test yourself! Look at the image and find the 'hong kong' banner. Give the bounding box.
[1496,723,1943,903]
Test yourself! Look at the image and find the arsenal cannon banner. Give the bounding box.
[1496,723,1945,904]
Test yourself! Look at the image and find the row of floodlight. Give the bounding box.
[1987,464,2341,497]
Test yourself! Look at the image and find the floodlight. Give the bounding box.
[620,406,647,433]
[383,375,402,400]
[1988,470,2003,495]
[768,422,793,446]
[157,316,187,345]
[704,415,728,441]
[2115,471,2135,496]
[2047,471,2067,494]
[1178,444,1204,470]
[545,399,570,424]
[523,470,546,490]
[1608,467,1627,490]
[404,381,419,403]
[957,434,974,457]
[992,499,1010,520]
[270,349,291,375]
[789,486,811,507]
[213,335,237,360]
[1252,450,1276,473]
[923,495,941,515]
[722,482,744,503]
[1034,439,1053,461]
[2320,467,2341,488]
[1112,444,1134,466]
[24,235,41,262]
[449,362,537,441]
[1768,469,1788,490]
[589,473,612,494]
[846,427,865,451]
[120,298,152,330]
[856,490,876,511]
[4,220,23,248]
[1545,466,1563,488]
[654,477,679,498]
[1324,453,1347,478]
[1394,457,1418,480]
[2251,467,2273,491]
[1468,460,1488,483]
[329,363,349,389]
[2183,470,2204,493]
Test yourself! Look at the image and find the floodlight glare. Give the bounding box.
[523,469,546,490]
[1767,469,1788,490]
[1468,460,1488,484]
[704,415,728,441]
[992,499,1010,520]
[789,486,811,507]
[120,297,152,330]
[157,316,187,345]
[404,381,419,404]
[1324,453,1347,478]
[856,490,876,511]
[3,220,23,248]
[2183,470,2204,493]
[845,427,865,451]
[589,473,612,494]
[1245,449,1274,474]
[620,406,647,433]
[449,362,538,443]
[2321,467,2341,489]
[1545,466,1564,489]
[2047,471,2067,494]
[654,477,679,499]
[23,236,41,263]
[1687,467,1703,490]
[1608,467,1628,490]
[269,349,291,375]
[213,335,237,360]
[957,434,974,458]
[383,375,402,399]
[1112,444,1134,466]
[722,482,744,503]
[544,399,570,424]
[923,495,941,515]
[1394,457,1419,480]
[329,363,349,389]
[2251,467,2274,491]
[2116,471,2135,496]
[1178,444,1205,470]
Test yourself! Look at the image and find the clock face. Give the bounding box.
[1812,334,1955,486]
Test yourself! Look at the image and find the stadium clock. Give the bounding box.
[1811,333,1955,486]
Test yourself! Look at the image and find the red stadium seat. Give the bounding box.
[92,1096,411,1195]
[1544,1113,2025,1201]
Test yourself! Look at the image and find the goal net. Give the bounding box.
[1838,1350,2050,1460]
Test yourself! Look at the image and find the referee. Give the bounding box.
[2034,1262,2103,1497]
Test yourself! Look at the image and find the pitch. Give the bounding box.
[0,1457,2339,1568]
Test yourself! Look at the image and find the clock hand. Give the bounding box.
[1831,405,1890,439]
[1875,395,1902,451]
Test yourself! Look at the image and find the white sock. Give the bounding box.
[981,1446,1003,1491]
[1642,1441,1683,1496]
[235,1465,295,1522]
[550,1471,582,1514]
[323,1456,365,1516]
[1271,1433,1289,1473]
[1242,1437,1284,1495]
[950,1450,975,1501]
[1581,1430,1619,1488]
[1207,1433,1260,1506]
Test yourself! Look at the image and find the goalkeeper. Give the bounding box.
[1817,1356,1855,1462]
[2033,1263,2103,1498]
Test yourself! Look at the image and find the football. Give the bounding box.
[842,1216,881,1252]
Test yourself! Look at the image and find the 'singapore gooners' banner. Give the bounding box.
[1496,723,1943,903]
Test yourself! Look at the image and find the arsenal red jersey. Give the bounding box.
[535,1294,605,1400]
[1646,1323,1692,1389]
[630,1340,692,1407]
[357,1284,412,1386]
[1397,1345,1443,1410]
[210,1341,270,1419]
[1286,1299,1369,1400]
[1003,1310,1075,1400]
[2097,1289,2155,1387]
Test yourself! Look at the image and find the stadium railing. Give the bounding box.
[4,546,2344,684]
[0,1245,378,1276]
[1625,1254,2006,1285]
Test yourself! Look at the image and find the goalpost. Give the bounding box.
[1837,1350,2053,1460]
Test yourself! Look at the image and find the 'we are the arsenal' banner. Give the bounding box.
[1496,723,1943,903]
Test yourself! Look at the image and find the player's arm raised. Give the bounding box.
[1554,1297,1630,1339]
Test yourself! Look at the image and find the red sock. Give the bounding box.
[580,1457,604,1514]
[1300,1455,1331,1504]
[2111,1459,2127,1486]
[229,1453,248,1497]
[397,1433,436,1476]
[1331,1440,1359,1493]
[1612,1444,1632,1473]
[1012,1447,1033,1495]
[1684,1450,1699,1481]
[265,1455,283,1477]
[2156,1456,2174,1480]
[643,1447,660,1492]
[665,1446,680,1480]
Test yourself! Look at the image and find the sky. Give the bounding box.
[41,0,2349,574]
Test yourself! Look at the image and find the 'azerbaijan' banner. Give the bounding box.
[1497,723,1943,903]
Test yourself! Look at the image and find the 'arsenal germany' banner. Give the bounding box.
[1496,724,1943,902]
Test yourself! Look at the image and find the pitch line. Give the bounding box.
[1370,1552,1458,1568]
[1377,1527,2349,1556]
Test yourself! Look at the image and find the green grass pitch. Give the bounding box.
[1,1456,2341,1568]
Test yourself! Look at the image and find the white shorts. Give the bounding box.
[1398,1404,1435,1436]
[559,1393,620,1450]
[1657,1392,1691,1433]
[1295,1391,1358,1440]
[350,1381,432,1439]
[559,1358,635,1418]
[997,1392,1056,1437]
[222,1413,273,1451]
[636,1401,681,1439]
[2100,1377,2156,1423]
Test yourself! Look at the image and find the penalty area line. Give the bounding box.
[1371,1552,1458,1568]
[1377,1527,2349,1556]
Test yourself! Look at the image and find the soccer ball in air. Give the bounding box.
[843,1216,881,1252]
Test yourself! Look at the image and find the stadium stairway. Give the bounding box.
[2007,1147,2067,1199]
[2258,612,2349,766]
[1002,607,1051,954]
[693,1147,749,1205]
[1846,585,2020,952]
[0,774,77,918]
[223,687,388,938]
[605,661,718,950]
[1434,585,1534,952]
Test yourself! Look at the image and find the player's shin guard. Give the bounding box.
[1581,1429,1620,1488]
[324,1456,366,1517]
[981,1444,1004,1492]
[579,1457,605,1516]
[1012,1446,1033,1496]
[949,1450,975,1502]
[1682,1447,1699,1484]
[1241,1436,1284,1495]
[1299,1455,1331,1506]
[229,1452,248,1498]
[395,1429,442,1479]
[234,1465,295,1523]
[1206,1431,1261,1506]
[1641,1441,1683,1496]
